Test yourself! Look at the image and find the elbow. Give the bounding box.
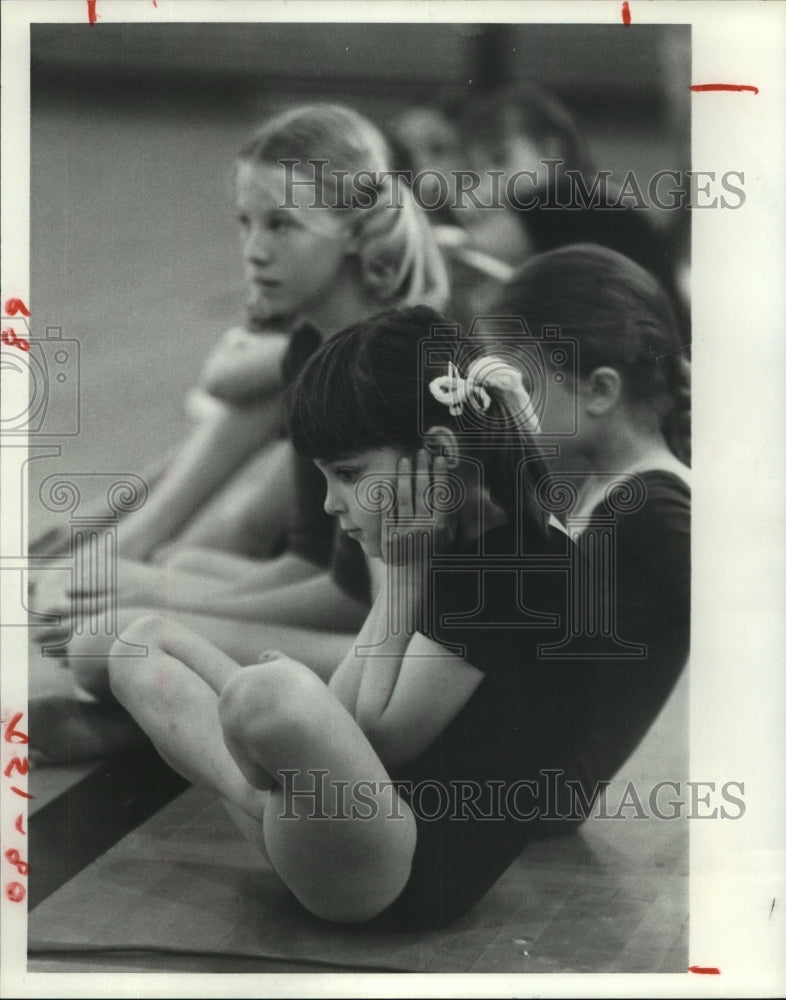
[199,369,247,402]
[201,364,282,404]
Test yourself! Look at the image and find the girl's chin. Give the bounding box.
[246,291,291,326]
[355,536,383,560]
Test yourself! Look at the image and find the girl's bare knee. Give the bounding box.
[128,610,166,641]
[107,613,166,703]
[219,658,322,748]
[264,786,417,925]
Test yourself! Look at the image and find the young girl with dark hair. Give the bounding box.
[492,243,690,798]
[106,306,599,928]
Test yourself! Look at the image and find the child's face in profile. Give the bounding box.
[235,160,354,326]
[315,447,407,561]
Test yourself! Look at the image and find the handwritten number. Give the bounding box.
[5,882,25,903]
[4,713,29,744]
[3,298,30,317]
[4,849,29,876]
[10,787,35,800]
[3,757,29,779]
[1,328,30,352]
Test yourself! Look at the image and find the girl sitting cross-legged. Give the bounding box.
[107,306,601,928]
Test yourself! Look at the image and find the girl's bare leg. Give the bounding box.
[107,614,269,820]
[110,621,416,923]
[159,551,321,597]
[157,547,260,581]
[218,656,417,923]
[29,411,287,618]
[64,606,354,699]
[118,398,282,562]
[172,439,295,559]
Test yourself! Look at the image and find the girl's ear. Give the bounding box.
[423,425,460,467]
[585,366,623,416]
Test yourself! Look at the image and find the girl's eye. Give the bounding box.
[335,468,360,484]
[235,213,250,230]
[268,213,296,232]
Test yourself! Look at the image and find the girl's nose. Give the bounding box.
[243,225,272,265]
[323,484,346,516]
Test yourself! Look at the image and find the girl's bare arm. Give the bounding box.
[333,578,483,768]
[118,394,283,561]
[198,329,289,403]
[336,450,484,767]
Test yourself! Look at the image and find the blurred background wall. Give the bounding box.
[29,21,689,535]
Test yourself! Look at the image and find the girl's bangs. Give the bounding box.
[287,338,387,461]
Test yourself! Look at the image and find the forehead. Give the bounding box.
[315,447,402,470]
[234,159,329,213]
[314,452,365,470]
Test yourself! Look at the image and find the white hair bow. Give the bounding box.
[428,356,540,432]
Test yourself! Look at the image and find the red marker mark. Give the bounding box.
[5,882,25,903]
[691,84,759,94]
[14,814,26,836]
[3,757,29,779]
[10,787,35,800]
[4,849,29,876]
[621,1,631,25]
[87,0,99,24]
[2,328,31,352]
[4,713,29,744]
[3,298,30,317]
[689,966,721,975]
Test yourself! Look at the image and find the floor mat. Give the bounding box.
[28,784,688,974]
[28,744,189,909]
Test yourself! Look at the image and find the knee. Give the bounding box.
[117,611,166,648]
[219,657,323,748]
[107,612,167,704]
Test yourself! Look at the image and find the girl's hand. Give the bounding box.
[384,449,457,566]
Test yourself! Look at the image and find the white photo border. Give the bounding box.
[1,1,785,997]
